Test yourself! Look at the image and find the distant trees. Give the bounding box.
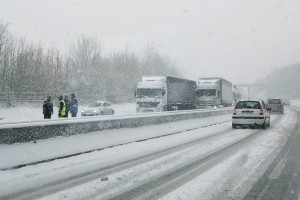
[0,24,179,106]
[263,63,300,98]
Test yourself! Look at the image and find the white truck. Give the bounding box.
[135,75,196,112]
[195,77,233,108]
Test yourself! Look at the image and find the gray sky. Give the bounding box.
[1,0,300,83]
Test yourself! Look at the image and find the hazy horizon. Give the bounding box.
[1,0,300,84]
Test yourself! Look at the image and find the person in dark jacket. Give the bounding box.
[69,93,78,117]
[64,95,70,118]
[43,96,53,119]
[58,95,66,118]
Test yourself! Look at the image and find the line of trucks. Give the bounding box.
[135,75,241,112]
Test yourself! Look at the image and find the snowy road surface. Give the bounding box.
[0,105,299,199]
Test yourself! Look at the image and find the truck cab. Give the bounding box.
[196,79,221,108]
[196,77,233,108]
[135,77,167,112]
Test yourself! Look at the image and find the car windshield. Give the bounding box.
[195,89,216,97]
[87,102,102,107]
[136,88,162,97]
[87,103,95,107]
[236,101,261,109]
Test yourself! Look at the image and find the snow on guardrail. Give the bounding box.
[0,108,232,144]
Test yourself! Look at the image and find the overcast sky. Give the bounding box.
[0,0,299,83]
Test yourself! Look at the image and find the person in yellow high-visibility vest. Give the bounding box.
[58,95,66,118]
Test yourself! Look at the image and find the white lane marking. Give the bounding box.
[257,159,288,200]
[268,159,288,180]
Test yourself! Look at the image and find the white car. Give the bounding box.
[232,99,271,129]
[81,101,115,116]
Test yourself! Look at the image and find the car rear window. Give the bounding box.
[236,101,261,109]
[268,99,281,104]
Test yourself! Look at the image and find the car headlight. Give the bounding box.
[81,111,85,113]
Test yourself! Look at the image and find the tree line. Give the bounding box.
[0,23,179,106]
[263,63,300,99]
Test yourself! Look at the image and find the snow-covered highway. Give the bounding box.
[0,106,299,200]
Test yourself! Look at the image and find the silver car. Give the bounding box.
[81,101,115,116]
[267,98,284,114]
[232,99,271,129]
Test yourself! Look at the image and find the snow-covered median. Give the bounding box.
[291,99,300,108]
[0,114,232,169]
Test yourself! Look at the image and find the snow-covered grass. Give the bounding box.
[0,102,136,123]
[291,99,300,108]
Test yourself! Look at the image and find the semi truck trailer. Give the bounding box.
[135,75,196,112]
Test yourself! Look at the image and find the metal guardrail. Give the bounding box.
[0,108,232,144]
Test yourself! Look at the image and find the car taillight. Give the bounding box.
[259,106,263,115]
[233,106,236,115]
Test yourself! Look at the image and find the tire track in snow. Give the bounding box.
[1,120,236,200]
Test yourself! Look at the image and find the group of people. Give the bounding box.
[43,94,78,119]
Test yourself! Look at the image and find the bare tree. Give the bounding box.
[0,26,180,106]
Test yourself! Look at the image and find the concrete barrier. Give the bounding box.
[0,108,232,144]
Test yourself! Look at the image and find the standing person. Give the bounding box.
[70,93,78,117]
[64,95,70,118]
[43,96,53,119]
[58,95,66,118]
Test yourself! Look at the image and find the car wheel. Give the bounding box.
[163,106,167,111]
[112,110,114,115]
[261,122,266,129]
